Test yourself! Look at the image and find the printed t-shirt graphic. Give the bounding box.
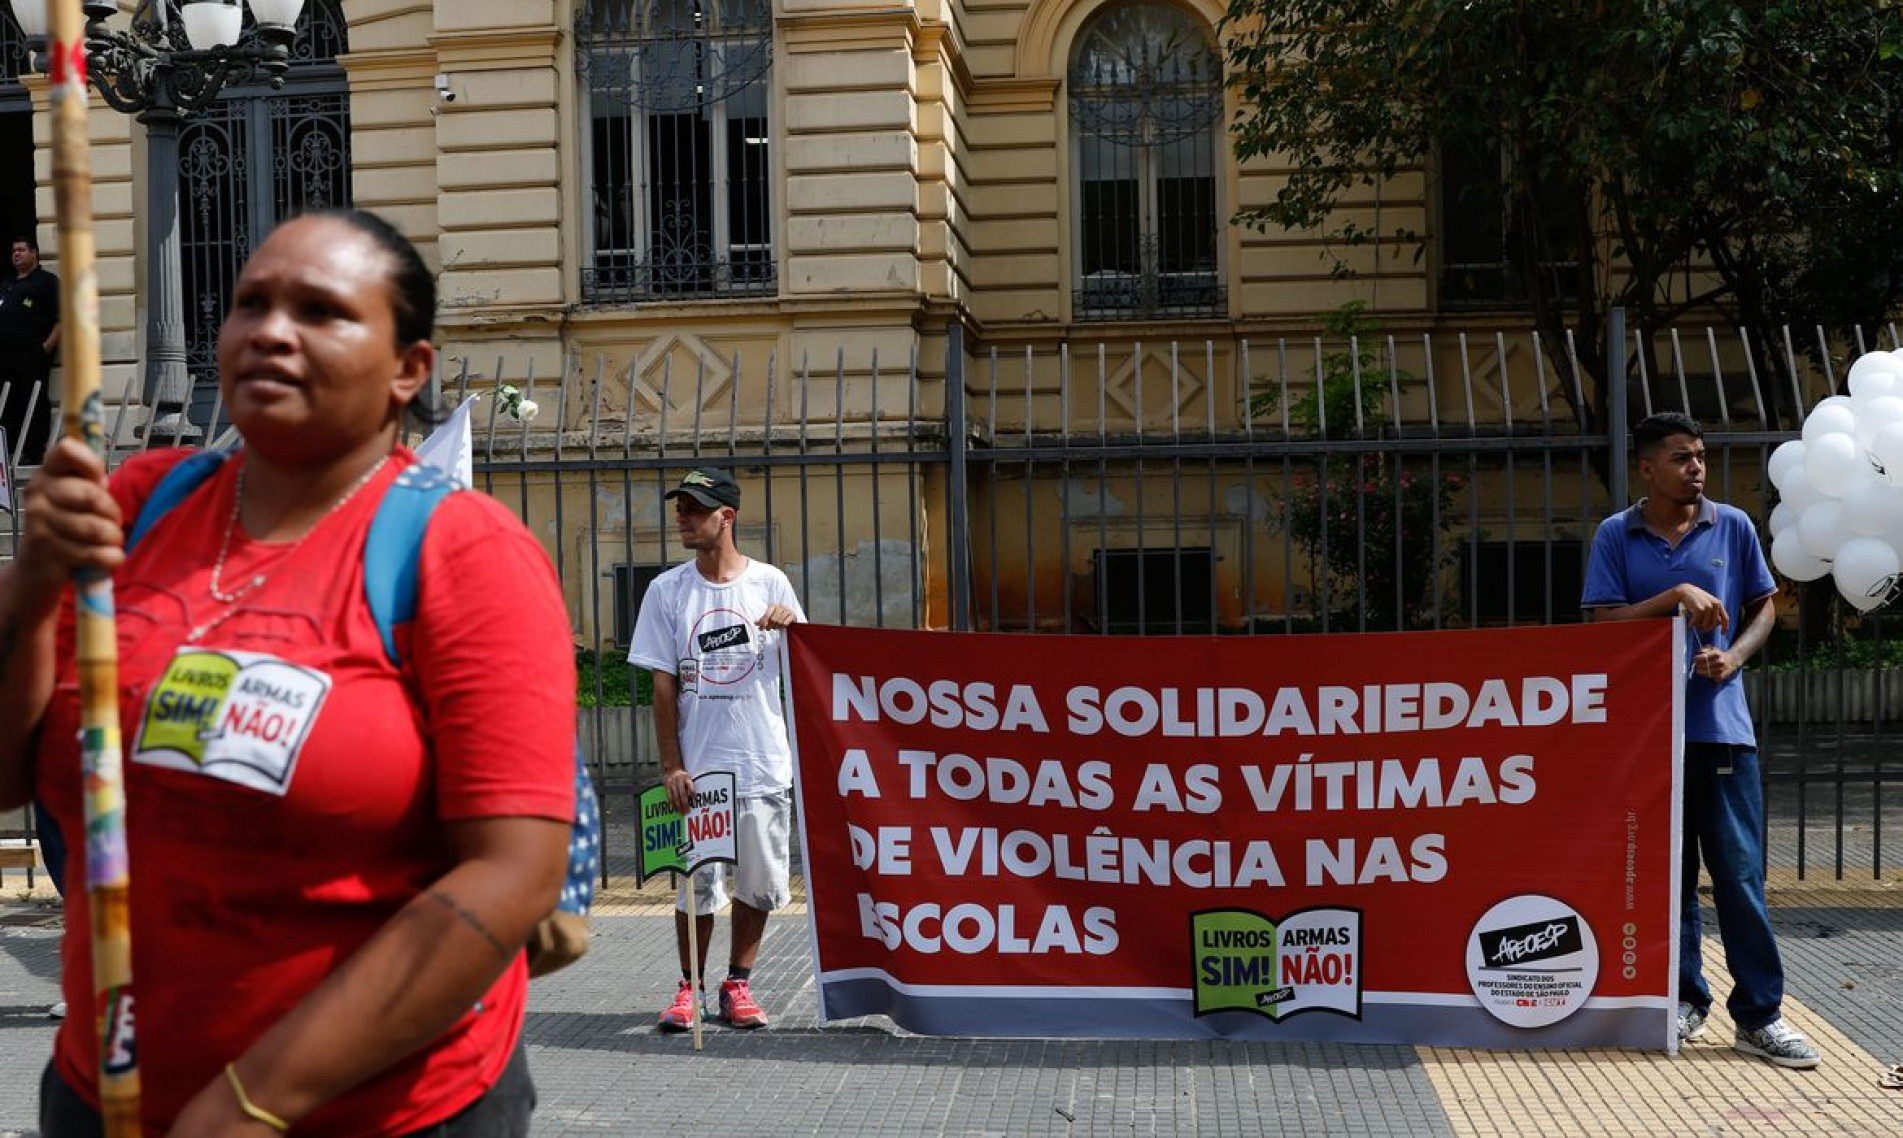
[628,558,806,795]
[135,647,333,796]
[690,608,761,686]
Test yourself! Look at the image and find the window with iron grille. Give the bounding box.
[578,0,775,303]
[1069,4,1224,322]
[1437,136,1583,311]
[0,4,26,90]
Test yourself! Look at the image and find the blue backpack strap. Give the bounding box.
[363,462,459,667]
[125,449,239,555]
[365,462,599,921]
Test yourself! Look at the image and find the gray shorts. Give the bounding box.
[675,789,792,914]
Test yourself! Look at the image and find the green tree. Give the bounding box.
[1222,1,1903,432]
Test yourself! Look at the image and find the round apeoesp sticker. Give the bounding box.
[1464,894,1599,1029]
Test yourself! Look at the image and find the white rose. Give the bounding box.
[517,399,540,422]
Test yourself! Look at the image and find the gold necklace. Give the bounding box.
[204,454,391,609]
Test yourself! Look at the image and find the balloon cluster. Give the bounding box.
[1767,351,1903,611]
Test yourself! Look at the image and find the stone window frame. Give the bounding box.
[1065,1,1226,323]
[577,0,777,304]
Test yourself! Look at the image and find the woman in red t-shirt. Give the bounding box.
[0,210,575,1136]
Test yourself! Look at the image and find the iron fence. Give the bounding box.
[3,314,1901,885]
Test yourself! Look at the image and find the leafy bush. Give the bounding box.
[576,646,651,707]
[1254,304,1465,630]
[1758,630,1903,674]
[1282,458,1465,630]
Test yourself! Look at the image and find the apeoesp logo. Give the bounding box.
[1480,915,1584,969]
[697,624,750,653]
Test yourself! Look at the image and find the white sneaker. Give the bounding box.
[1676,1001,1708,1043]
[47,1000,65,1020]
[1734,1017,1820,1069]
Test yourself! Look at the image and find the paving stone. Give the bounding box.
[2,881,1900,1136]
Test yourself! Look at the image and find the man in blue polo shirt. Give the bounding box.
[1581,412,1817,1069]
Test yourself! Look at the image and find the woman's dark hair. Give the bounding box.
[296,207,435,346]
[291,207,446,428]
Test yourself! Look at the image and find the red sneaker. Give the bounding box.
[719,978,768,1029]
[658,980,700,1032]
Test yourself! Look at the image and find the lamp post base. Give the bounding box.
[138,410,203,443]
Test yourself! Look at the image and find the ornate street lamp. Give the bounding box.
[5,0,306,440]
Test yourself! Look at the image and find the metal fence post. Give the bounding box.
[1607,306,1629,507]
[946,322,972,631]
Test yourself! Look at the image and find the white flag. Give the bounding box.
[0,425,12,515]
[415,395,478,488]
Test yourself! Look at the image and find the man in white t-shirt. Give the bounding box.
[628,467,805,1031]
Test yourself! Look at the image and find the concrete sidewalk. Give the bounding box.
[1,876,1901,1136]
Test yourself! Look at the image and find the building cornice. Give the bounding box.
[966,76,1060,113]
[780,8,919,52]
[439,291,957,339]
[426,25,562,67]
[907,19,973,99]
[338,46,437,89]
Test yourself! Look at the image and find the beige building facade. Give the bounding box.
[2,0,1625,639]
[3,0,1479,421]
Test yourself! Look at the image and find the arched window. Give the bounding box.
[1069,3,1222,320]
[578,0,775,302]
[179,0,351,419]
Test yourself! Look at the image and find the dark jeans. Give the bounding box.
[41,1042,537,1137]
[0,344,53,466]
[1679,742,1784,1031]
[32,800,66,897]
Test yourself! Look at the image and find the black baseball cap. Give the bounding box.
[665,467,741,509]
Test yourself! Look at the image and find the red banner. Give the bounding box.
[787,620,1682,1047]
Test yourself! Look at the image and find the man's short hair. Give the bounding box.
[1633,412,1703,457]
[11,233,37,253]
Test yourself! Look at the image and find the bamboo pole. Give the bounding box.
[48,1,141,1132]
[687,881,704,1050]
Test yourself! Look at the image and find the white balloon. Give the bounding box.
[1874,422,1903,483]
[1856,396,1903,448]
[1848,352,1903,398]
[1775,466,1823,516]
[1768,502,1798,535]
[1820,394,1858,415]
[1854,371,1903,404]
[1799,499,1855,560]
[1842,479,1903,536]
[1803,402,1859,443]
[1832,536,1901,611]
[1772,527,1830,582]
[1768,439,1807,489]
[1804,431,1867,497]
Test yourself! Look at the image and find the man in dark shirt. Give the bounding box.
[0,233,61,466]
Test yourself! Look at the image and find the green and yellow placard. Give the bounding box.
[637,770,737,882]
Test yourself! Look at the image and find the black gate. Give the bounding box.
[178,0,351,431]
